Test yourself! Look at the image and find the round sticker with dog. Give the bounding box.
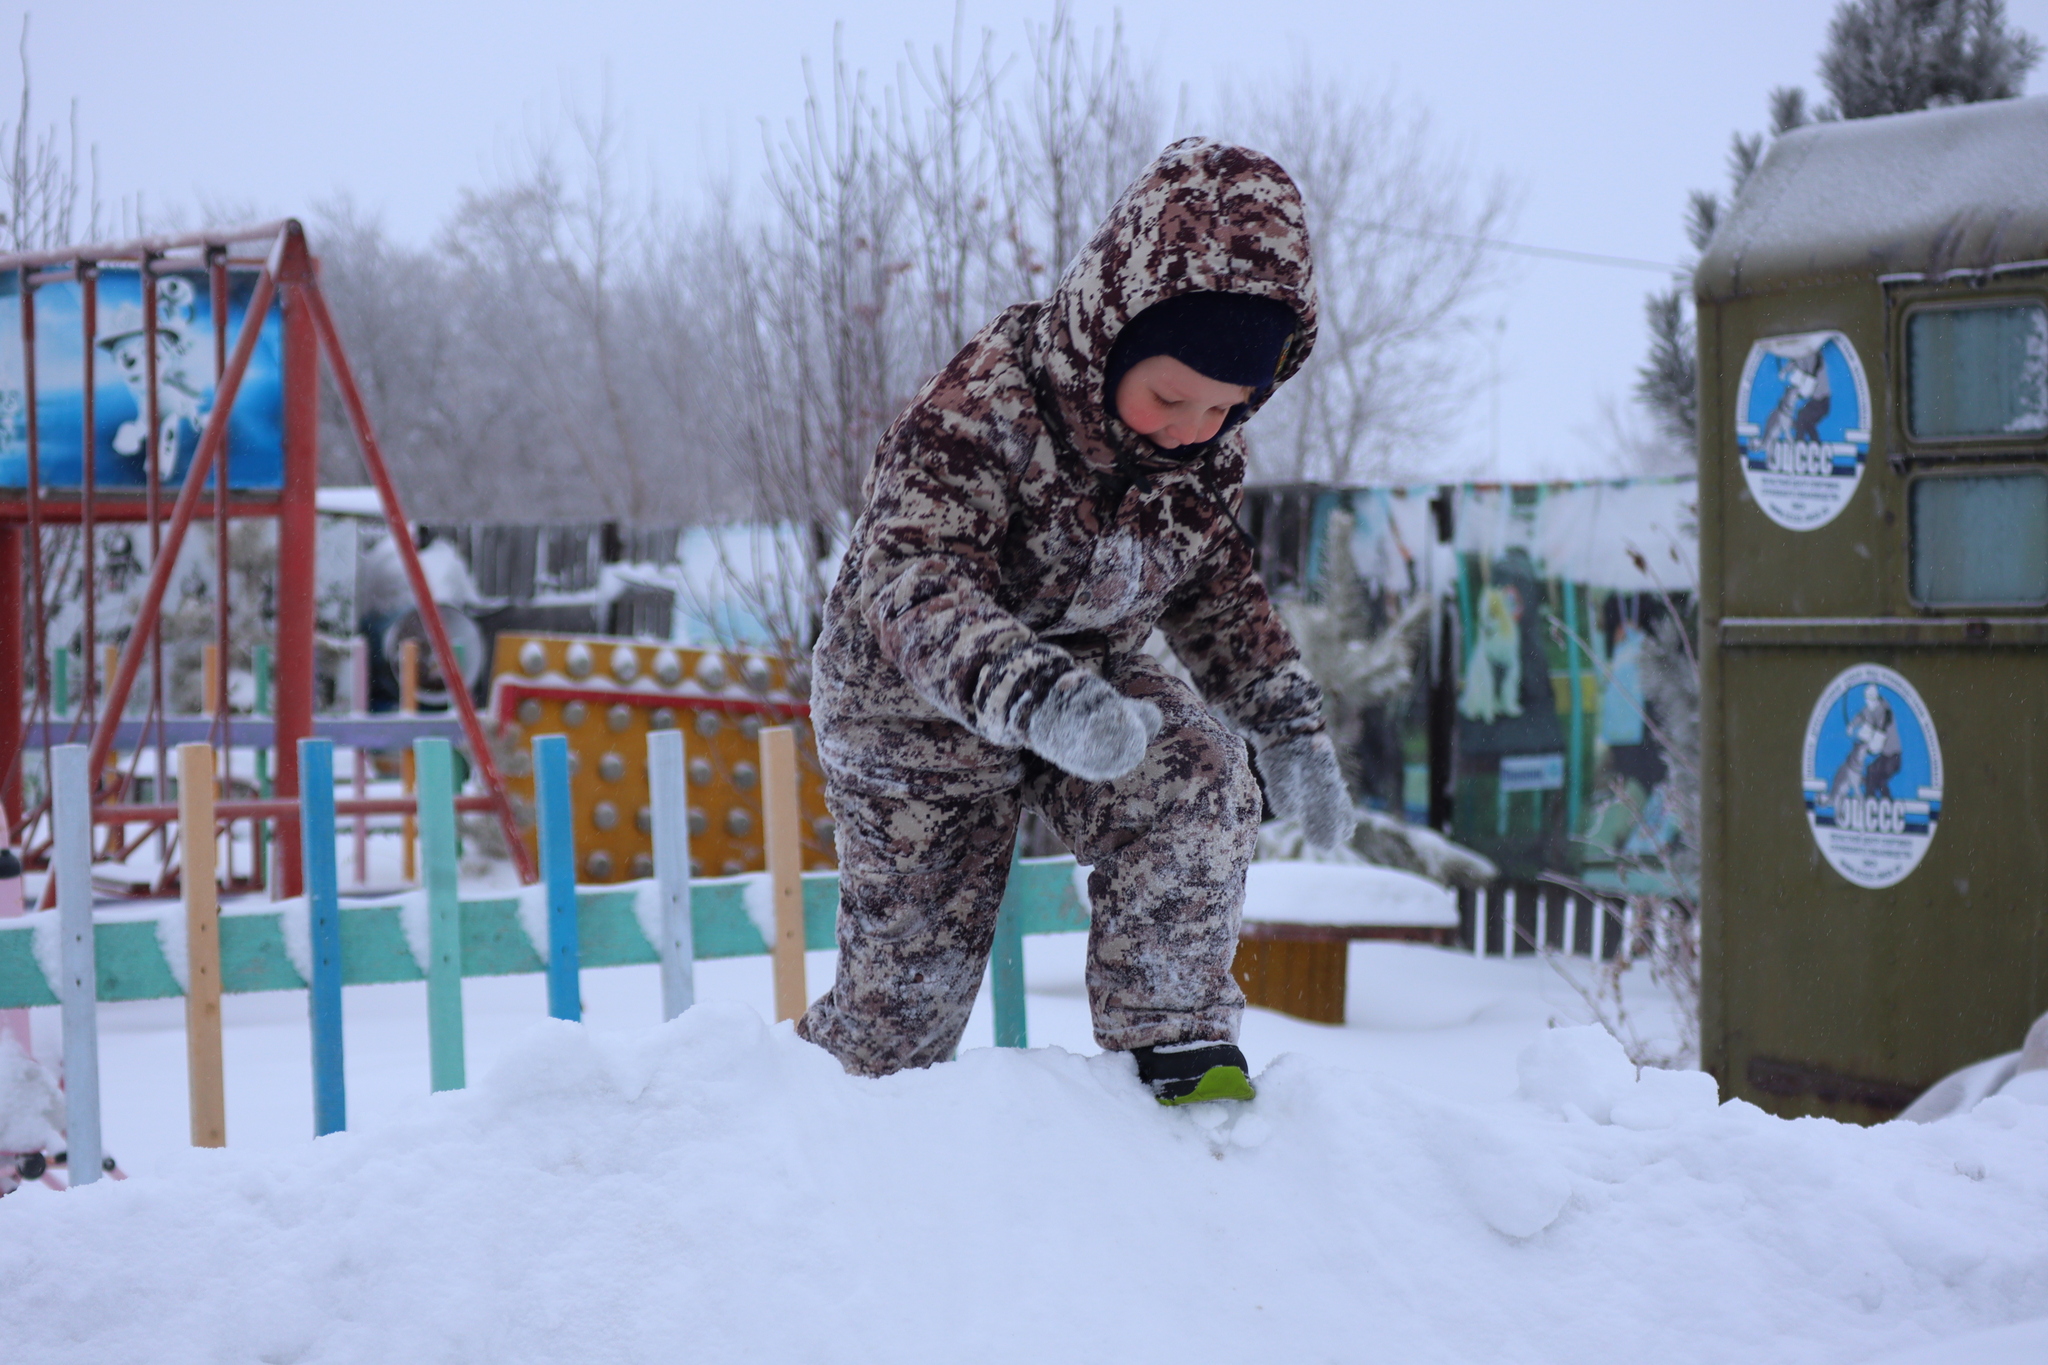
[1801,664,1942,890]
[1735,330,1871,531]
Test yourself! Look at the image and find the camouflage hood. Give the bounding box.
[1028,137,1319,473]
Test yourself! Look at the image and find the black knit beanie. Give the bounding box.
[1103,291,1300,418]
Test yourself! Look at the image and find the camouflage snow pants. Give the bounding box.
[796,652,1261,1077]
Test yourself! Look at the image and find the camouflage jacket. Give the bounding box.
[811,138,1328,776]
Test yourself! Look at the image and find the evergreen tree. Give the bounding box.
[1821,0,2042,117]
[1633,0,2041,450]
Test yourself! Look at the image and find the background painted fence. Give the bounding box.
[0,859,1091,1012]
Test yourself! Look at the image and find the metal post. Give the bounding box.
[208,252,235,887]
[143,258,167,868]
[990,843,1028,1048]
[0,524,21,835]
[272,231,318,897]
[414,737,465,1091]
[20,268,52,854]
[51,744,101,1185]
[79,264,96,733]
[297,738,346,1136]
[646,729,694,1020]
[177,742,225,1148]
[400,639,418,884]
[350,637,368,888]
[253,642,271,890]
[534,735,580,1021]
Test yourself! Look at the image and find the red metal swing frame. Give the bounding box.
[0,220,536,896]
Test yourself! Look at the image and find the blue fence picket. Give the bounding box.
[298,739,346,1136]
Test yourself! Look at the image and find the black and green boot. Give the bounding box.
[1133,1042,1256,1106]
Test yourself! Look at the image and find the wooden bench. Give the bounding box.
[1230,862,1463,1025]
[1233,920,1457,1025]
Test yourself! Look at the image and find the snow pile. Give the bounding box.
[0,1035,63,1153]
[5,1009,2048,1365]
[1900,1012,2048,1124]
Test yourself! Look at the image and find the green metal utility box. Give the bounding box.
[1698,96,2048,1122]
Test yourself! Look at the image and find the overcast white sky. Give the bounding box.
[15,0,2048,484]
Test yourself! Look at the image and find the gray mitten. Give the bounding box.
[1258,732,1357,851]
[1026,673,1163,781]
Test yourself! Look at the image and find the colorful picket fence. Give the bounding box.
[0,729,1090,1159]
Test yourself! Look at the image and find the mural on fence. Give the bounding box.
[1297,478,1698,886]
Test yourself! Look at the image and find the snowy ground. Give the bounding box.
[6,920,2048,1363]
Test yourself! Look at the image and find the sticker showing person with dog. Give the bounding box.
[1801,664,1943,890]
[1734,330,1872,533]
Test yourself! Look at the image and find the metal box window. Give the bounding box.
[1910,471,2048,606]
[1906,303,2048,440]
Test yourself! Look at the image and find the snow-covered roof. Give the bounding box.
[1696,95,2048,303]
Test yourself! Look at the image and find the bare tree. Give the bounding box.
[1,17,95,252]
[1228,71,1513,484]
[998,3,1161,295]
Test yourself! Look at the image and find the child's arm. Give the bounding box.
[852,401,1079,749]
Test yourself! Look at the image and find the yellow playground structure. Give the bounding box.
[488,633,834,881]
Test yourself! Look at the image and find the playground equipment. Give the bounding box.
[0,221,532,902]
[489,633,833,882]
[1697,96,2048,1121]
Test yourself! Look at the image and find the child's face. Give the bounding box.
[1114,355,1252,450]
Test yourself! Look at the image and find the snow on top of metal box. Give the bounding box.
[1696,95,2048,302]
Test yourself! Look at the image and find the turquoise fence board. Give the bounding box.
[219,914,308,993]
[0,858,1092,1009]
[96,920,184,1002]
[460,899,548,977]
[805,876,838,952]
[0,929,57,1007]
[581,890,656,968]
[1008,858,1090,935]
[342,904,426,985]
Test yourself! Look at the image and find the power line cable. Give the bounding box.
[1359,221,1689,275]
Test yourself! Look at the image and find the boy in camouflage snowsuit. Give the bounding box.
[798,139,1354,1095]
